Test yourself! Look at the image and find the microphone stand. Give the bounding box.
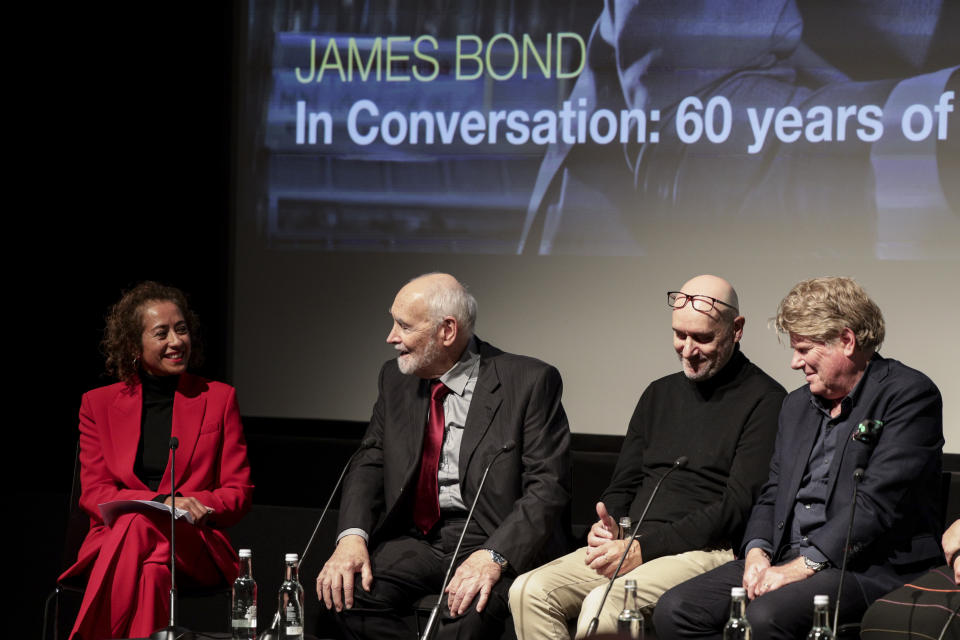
[585,457,689,636]
[300,437,377,569]
[260,437,377,640]
[151,437,194,640]
[420,441,516,640]
[833,468,864,633]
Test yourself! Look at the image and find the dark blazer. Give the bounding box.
[60,374,254,583]
[742,355,944,596]
[337,339,572,573]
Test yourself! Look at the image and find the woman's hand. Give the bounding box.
[164,496,214,525]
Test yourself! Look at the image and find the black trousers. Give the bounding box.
[653,559,869,640]
[335,516,512,640]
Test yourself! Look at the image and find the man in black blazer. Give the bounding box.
[654,277,944,639]
[317,272,571,639]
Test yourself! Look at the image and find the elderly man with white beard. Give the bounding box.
[317,272,572,640]
[509,274,786,639]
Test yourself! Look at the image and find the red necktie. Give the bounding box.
[413,380,451,534]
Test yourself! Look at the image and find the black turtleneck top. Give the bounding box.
[600,347,786,561]
[135,372,180,493]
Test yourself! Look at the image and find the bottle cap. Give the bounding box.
[239,548,252,558]
[814,594,830,606]
[625,579,637,588]
[731,587,746,597]
[285,553,299,562]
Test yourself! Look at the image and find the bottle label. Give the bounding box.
[232,619,257,628]
[284,626,303,634]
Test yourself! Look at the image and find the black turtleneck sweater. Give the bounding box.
[600,348,786,561]
[135,372,180,492]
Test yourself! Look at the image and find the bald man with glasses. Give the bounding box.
[508,275,786,638]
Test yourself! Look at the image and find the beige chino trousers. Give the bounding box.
[509,545,734,638]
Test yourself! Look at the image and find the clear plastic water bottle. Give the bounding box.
[231,548,258,639]
[806,594,835,640]
[616,579,644,639]
[723,587,751,640]
[278,553,304,640]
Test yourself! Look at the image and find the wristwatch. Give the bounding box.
[485,549,509,570]
[802,555,829,572]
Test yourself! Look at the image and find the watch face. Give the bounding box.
[487,549,507,567]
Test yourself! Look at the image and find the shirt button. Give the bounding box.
[777,521,784,529]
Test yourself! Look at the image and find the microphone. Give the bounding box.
[585,456,689,636]
[299,437,377,568]
[261,436,377,640]
[833,467,864,633]
[151,438,194,640]
[420,441,516,640]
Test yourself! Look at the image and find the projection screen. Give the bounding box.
[232,0,959,448]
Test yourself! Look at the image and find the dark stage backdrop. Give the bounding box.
[232,0,959,448]
[25,5,235,631]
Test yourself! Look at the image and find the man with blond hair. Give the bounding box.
[509,275,785,638]
[655,276,944,640]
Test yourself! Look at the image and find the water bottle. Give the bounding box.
[619,516,632,539]
[616,579,644,639]
[723,587,751,640]
[278,553,304,640]
[806,594,835,640]
[231,548,257,639]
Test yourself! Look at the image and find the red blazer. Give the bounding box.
[61,373,254,582]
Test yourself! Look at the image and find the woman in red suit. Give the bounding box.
[60,282,253,640]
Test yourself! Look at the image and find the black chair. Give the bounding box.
[43,441,90,640]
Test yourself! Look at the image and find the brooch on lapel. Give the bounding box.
[852,419,883,445]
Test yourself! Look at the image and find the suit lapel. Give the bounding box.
[782,397,820,515]
[459,356,502,486]
[170,374,206,491]
[824,359,888,504]
[401,378,431,488]
[519,51,601,254]
[108,383,148,490]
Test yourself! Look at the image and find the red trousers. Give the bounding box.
[68,512,223,640]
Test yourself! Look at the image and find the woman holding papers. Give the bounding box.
[60,281,253,640]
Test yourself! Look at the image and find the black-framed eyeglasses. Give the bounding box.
[667,291,739,313]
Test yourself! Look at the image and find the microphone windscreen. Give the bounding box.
[502,440,517,452]
[169,437,179,450]
[853,468,865,481]
[360,437,377,449]
[674,456,689,469]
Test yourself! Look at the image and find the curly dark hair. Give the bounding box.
[102,281,204,384]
